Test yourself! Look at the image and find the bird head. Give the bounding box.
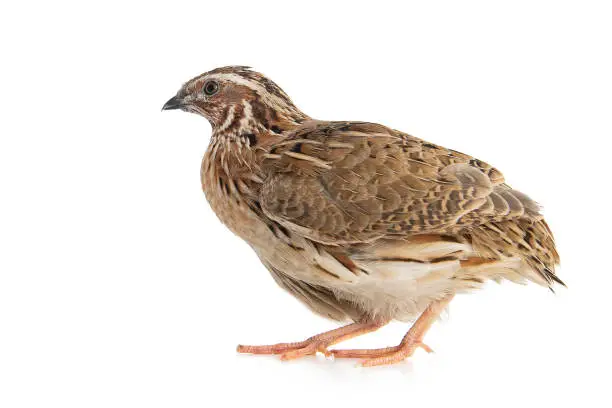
[162,66,308,139]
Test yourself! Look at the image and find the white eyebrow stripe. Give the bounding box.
[206,73,294,113]
[208,73,260,91]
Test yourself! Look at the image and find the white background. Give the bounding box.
[1,1,611,407]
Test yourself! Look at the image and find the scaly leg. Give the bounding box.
[331,294,455,367]
[237,320,388,361]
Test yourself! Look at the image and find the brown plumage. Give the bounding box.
[163,66,563,366]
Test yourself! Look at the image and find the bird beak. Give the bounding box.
[162,95,184,111]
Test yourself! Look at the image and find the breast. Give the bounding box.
[200,150,275,247]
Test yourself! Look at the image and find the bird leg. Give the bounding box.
[237,320,388,361]
[330,294,455,367]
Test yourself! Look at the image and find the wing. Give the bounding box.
[260,121,538,245]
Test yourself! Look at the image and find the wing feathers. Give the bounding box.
[259,121,560,288]
[261,122,512,243]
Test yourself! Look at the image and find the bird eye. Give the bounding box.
[202,81,219,96]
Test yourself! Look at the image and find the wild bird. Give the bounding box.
[162,66,563,367]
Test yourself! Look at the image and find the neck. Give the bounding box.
[211,100,309,147]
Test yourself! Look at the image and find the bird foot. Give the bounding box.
[331,339,433,367]
[237,295,452,367]
[237,338,334,360]
[236,321,386,361]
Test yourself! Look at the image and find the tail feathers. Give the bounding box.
[470,218,563,289]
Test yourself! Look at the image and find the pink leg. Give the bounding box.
[331,294,455,366]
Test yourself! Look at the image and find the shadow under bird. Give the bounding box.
[162,66,563,367]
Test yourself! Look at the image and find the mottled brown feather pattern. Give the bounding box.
[166,66,562,324]
[260,121,560,289]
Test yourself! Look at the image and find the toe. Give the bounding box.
[236,341,308,355]
[280,343,318,361]
[330,346,398,359]
[418,342,434,353]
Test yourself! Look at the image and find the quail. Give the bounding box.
[162,66,563,366]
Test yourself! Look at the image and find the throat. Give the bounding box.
[201,103,308,244]
[212,100,309,148]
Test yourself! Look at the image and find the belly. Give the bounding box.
[255,235,531,322]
